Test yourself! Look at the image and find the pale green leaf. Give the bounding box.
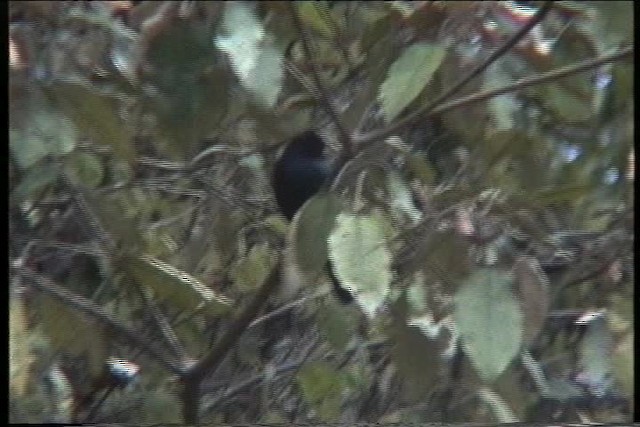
[328,213,392,318]
[216,2,284,107]
[10,102,77,169]
[379,43,445,122]
[454,268,523,382]
[483,63,517,131]
[386,170,421,224]
[579,314,614,388]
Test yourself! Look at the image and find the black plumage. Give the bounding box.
[272,131,353,303]
[273,131,329,220]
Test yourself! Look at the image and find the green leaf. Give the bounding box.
[513,257,550,346]
[328,212,392,318]
[579,314,614,388]
[11,162,61,203]
[379,42,445,122]
[140,389,182,424]
[315,300,359,351]
[36,295,108,378]
[80,189,143,249]
[530,185,592,205]
[146,19,226,158]
[215,2,284,107]
[406,272,428,315]
[297,1,334,37]
[454,268,523,382]
[388,319,441,398]
[46,82,135,164]
[231,243,277,292]
[10,97,77,169]
[127,255,233,316]
[611,331,633,397]
[297,362,346,421]
[540,83,593,123]
[483,63,517,131]
[407,152,436,185]
[64,152,104,189]
[589,2,633,50]
[293,193,342,275]
[10,297,38,398]
[386,170,421,224]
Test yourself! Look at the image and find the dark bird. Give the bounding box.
[273,130,353,303]
[273,131,329,221]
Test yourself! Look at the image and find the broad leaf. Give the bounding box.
[454,268,523,382]
[293,193,342,275]
[328,212,392,318]
[216,2,284,107]
[379,42,445,122]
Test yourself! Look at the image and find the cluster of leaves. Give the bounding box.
[9,1,633,424]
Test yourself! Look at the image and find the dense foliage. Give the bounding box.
[9,1,633,424]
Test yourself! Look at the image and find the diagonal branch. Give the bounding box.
[181,260,282,424]
[356,1,554,144]
[13,265,184,376]
[429,46,633,116]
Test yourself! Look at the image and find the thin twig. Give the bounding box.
[430,46,634,116]
[288,3,352,156]
[431,1,554,109]
[355,1,554,144]
[202,333,320,414]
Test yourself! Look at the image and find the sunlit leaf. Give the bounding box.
[328,212,392,318]
[10,95,77,169]
[215,2,284,107]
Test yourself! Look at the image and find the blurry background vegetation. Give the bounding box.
[9,1,633,424]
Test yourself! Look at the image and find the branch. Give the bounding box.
[430,46,634,116]
[181,260,283,423]
[356,1,554,144]
[13,265,183,376]
[288,3,353,156]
